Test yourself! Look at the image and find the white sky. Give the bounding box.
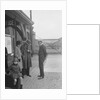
[23,10,62,39]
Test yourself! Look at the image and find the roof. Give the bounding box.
[17,10,34,25]
[5,10,34,25]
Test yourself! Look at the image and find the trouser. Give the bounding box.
[15,78,21,89]
[39,61,44,77]
[14,77,23,86]
[27,67,30,76]
[22,68,27,75]
[20,77,23,85]
[22,56,27,75]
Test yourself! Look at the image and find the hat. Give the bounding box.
[38,40,42,43]
[16,41,21,46]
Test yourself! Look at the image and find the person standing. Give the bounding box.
[15,41,23,71]
[20,41,28,76]
[38,41,47,79]
[26,40,32,77]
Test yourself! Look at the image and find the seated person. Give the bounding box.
[8,57,23,88]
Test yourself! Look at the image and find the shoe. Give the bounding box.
[20,85,23,89]
[28,75,31,77]
[42,76,44,78]
[22,75,24,78]
[38,76,44,79]
[37,75,41,77]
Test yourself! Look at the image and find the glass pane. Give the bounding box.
[5,36,12,54]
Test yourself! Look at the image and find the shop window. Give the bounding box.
[5,35,12,54]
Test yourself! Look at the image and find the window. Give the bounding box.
[5,35,12,54]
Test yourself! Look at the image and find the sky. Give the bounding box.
[23,10,62,39]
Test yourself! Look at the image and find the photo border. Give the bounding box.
[0,0,67,100]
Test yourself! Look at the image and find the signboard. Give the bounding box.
[5,35,12,54]
[5,20,14,26]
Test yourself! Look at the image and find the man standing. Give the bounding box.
[38,41,47,79]
[20,41,28,77]
[26,40,32,77]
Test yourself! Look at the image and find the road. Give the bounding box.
[23,54,62,89]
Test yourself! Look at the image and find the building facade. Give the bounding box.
[5,10,35,66]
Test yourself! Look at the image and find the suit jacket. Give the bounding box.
[38,44,47,63]
[27,44,32,68]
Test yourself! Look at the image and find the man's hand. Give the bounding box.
[43,57,47,65]
[18,59,20,62]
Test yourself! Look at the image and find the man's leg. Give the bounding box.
[39,61,44,78]
[27,67,31,77]
[41,66,44,78]
[22,58,26,76]
[27,67,29,76]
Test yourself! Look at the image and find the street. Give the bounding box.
[23,54,62,89]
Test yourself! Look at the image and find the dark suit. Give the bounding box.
[27,44,32,76]
[38,44,47,77]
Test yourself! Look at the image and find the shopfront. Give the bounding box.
[5,10,34,67]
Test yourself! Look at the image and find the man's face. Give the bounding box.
[18,44,21,48]
[38,42,42,46]
[14,58,18,65]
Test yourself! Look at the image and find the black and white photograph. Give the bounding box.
[0,0,67,100]
[5,10,62,89]
[1,0,100,100]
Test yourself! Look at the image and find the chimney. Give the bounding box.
[30,10,32,20]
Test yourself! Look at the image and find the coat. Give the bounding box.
[27,44,32,68]
[20,43,28,69]
[38,44,47,63]
[8,64,22,79]
[15,46,23,70]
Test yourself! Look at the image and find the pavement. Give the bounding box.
[23,54,62,89]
